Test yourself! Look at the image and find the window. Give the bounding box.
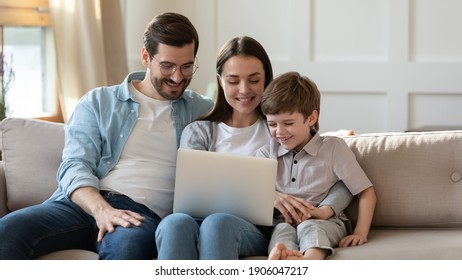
[0,0,62,122]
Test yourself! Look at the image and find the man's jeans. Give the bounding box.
[156,212,270,259]
[0,192,161,260]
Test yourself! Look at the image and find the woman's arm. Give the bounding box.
[179,121,214,151]
[312,181,353,220]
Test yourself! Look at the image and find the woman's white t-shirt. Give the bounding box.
[215,118,271,156]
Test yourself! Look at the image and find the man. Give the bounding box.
[0,12,213,260]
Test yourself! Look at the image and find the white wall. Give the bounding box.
[121,0,216,99]
[123,0,462,134]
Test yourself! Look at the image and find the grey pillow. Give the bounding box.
[0,118,64,211]
[343,131,462,227]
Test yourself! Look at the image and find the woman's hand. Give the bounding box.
[274,191,316,224]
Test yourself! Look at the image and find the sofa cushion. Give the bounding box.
[343,131,462,227]
[332,228,462,259]
[0,118,64,211]
[36,249,98,260]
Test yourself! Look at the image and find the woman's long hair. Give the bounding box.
[202,36,273,122]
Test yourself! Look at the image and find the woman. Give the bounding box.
[155,36,352,259]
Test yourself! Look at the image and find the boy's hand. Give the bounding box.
[274,191,315,224]
[338,234,368,247]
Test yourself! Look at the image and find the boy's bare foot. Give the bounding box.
[268,243,284,260]
[268,243,303,260]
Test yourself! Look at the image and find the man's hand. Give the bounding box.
[93,207,145,242]
[70,187,145,242]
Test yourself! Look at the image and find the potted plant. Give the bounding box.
[0,52,15,121]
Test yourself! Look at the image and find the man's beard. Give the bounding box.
[151,76,191,101]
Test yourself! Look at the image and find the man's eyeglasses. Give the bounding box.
[152,56,198,77]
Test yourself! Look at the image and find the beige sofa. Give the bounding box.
[1,117,462,260]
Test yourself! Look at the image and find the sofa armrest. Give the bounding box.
[0,161,8,217]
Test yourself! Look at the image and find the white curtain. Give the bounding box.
[50,0,128,121]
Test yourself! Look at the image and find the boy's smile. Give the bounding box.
[266,111,318,152]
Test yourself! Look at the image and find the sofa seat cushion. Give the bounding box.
[36,249,98,260]
[332,228,462,259]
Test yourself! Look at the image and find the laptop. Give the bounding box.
[173,148,277,226]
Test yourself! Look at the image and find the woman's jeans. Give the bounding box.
[156,212,270,259]
[0,192,161,260]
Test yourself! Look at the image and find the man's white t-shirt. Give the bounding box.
[99,82,176,218]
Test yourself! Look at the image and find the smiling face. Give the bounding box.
[266,110,318,151]
[219,55,265,122]
[142,42,195,101]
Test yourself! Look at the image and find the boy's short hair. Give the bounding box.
[143,12,199,59]
[261,71,320,131]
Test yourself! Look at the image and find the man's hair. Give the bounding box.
[203,36,273,123]
[143,12,199,59]
[261,71,321,131]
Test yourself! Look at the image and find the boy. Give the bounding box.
[256,71,376,260]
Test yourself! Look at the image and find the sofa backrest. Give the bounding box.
[0,118,64,211]
[1,118,462,228]
[343,131,462,228]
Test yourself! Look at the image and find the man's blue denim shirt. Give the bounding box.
[47,71,214,201]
